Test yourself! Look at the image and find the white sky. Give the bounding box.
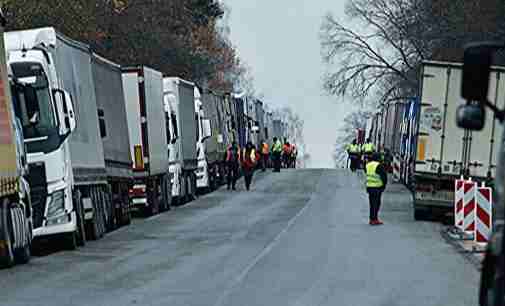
[225,0,350,169]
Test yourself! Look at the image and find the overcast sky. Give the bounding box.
[225,0,349,168]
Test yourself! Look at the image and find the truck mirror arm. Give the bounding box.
[482,99,505,123]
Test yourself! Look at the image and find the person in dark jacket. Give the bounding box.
[241,142,257,191]
[224,142,240,190]
[365,152,388,225]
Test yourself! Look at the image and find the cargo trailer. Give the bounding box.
[412,60,505,219]
[91,54,133,226]
[122,66,171,215]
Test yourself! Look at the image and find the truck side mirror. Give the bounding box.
[461,43,498,102]
[202,119,212,140]
[456,102,486,131]
[52,89,76,134]
[97,109,106,138]
[63,91,76,132]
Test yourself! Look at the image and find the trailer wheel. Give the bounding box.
[73,190,86,246]
[85,188,101,240]
[96,188,106,237]
[0,199,15,268]
[162,176,172,211]
[123,190,132,225]
[104,188,116,231]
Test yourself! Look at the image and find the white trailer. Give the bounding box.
[413,60,505,219]
[122,66,172,215]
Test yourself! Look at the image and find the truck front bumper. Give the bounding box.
[33,211,77,238]
[196,159,208,188]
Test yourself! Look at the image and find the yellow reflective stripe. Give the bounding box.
[366,161,383,187]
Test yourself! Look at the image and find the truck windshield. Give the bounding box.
[10,62,57,139]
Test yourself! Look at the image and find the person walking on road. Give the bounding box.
[282,141,292,168]
[241,142,257,191]
[272,137,283,172]
[346,139,361,172]
[260,140,270,171]
[224,142,240,190]
[366,152,388,225]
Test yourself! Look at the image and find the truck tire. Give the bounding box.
[414,207,427,221]
[14,240,31,264]
[14,204,31,264]
[73,190,86,246]
[86,188,102,240]
[104,188,116,231]
[161,176,171,212]
[62,232,77,251]
[0,200,15,268]
[123,191,132,225]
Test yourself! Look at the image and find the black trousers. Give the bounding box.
[349,155,359,171]
[227,163,239,189]
[262,154,269,171]
[244,168,254,190]
[273,152,281,172]
[367,188,383,221]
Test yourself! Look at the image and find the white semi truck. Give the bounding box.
[163,77,198,204]
[4,27,111,249]
[194,86,212,193]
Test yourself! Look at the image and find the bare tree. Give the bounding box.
[320,0,424,105]
[320,0,505,106]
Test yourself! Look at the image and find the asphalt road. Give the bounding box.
[0,169,479,306]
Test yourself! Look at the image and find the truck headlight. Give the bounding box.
[46,190,65,219]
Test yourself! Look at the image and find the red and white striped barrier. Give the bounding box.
[475,183,492,245]
[392,156,400,182]
[454,178,465,229]
[463,180,476,237]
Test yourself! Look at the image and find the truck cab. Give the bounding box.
[5,37,76,240]
[194,87,211,192]
[164,90,182,200]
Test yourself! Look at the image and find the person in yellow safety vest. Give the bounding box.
[260,140,270,171]
[362,138,376,166]
[346,139,361,172]
[272,137,283,172]
[366,152,388,225]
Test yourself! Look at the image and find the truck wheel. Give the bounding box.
[0,200,15,268]
[14,207,31,264]
[104,189,116,231]
[96,188,106,237]
[85,189,101,240]
[414,208,427,221]
[162,176,172,211]
[123,192,132,225]
[62,232,77,251]
[14,241,30,264]
[73,191,86,246]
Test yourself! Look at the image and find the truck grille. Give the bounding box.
[27,163,46,188]
[31,187,47,229]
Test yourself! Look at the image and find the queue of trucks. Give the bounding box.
[367,60,505,220]
[0,22,295,267]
